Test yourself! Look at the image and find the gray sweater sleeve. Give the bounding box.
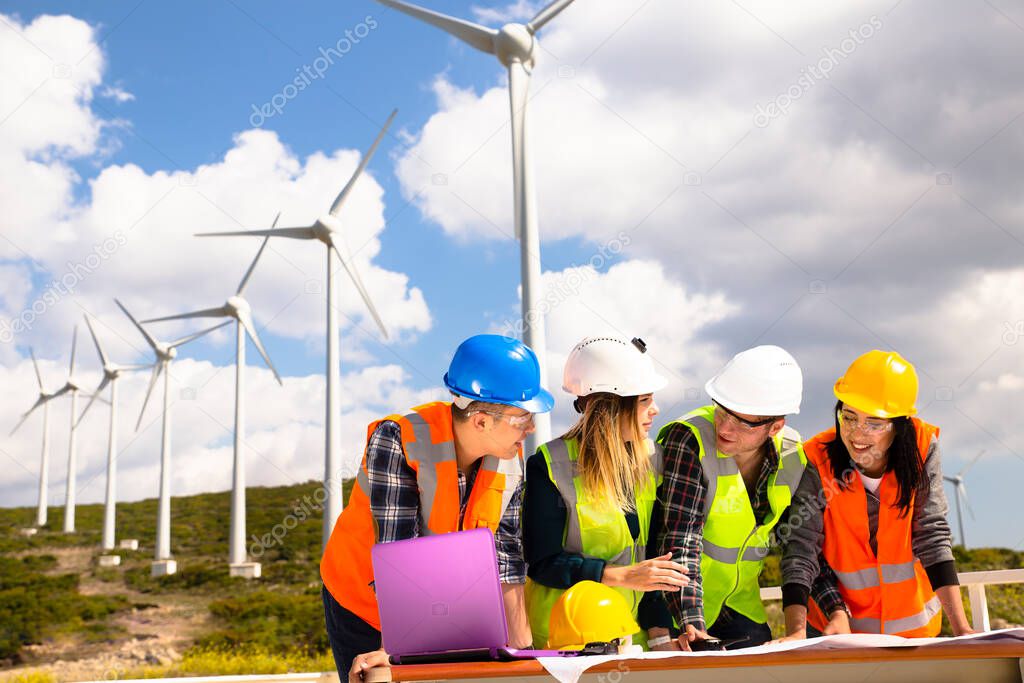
[780,461,826,592]
[911,438,956,569]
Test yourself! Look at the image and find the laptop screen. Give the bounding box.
[371,528,509,656]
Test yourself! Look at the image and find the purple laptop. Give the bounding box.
[370,528,574,663]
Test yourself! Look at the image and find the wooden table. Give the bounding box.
[378,640,1024,683]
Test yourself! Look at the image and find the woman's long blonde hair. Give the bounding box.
[562,393,651,512]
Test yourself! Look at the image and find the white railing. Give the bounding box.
[760,567,1024,632]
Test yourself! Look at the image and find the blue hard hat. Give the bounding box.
[443,335,555,413]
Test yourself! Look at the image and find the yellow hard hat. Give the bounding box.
[833,350,918,418]
[547,580,639,650]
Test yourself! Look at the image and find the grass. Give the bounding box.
[122,647,335,678]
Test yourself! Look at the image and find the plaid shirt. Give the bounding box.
[657,422,846,630]
[365,420,527,584]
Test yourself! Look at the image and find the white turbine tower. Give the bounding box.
[944,449,985,548]
[117,299,229,576]
[10,349,73,529]
[60,326,87,533]
[77,314,152,560]
[142,227,282,577]
[196,115,393,550]
[377,0,578,452]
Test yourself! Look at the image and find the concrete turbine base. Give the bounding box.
[151,559,177,577]
[98,554,121,567]
[229,562,261,579]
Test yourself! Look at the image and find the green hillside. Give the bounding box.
[0,480,1021,681]
[0,479,353,681]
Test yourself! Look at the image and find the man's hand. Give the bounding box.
[675,624,712,652]
[769,630,806,645]
[349,649,389,683]
[603,553,690,592]
[822,609,851,635]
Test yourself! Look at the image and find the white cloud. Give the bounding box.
[493,259,737,431]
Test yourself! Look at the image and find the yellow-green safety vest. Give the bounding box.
[657,405,806,628]
[524,437,663,649]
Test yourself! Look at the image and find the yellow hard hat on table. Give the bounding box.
[547,580,640,650]
[833,350,918,418]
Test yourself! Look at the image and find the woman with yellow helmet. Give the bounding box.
[779,350,973,640]
[523,336,689,650]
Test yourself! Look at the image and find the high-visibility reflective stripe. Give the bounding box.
[881,561,918,584]
[853,595,942,635]
[835,567,880,590]
[835,561,920,592]
[883,595,942,634]
[702,538,770,563]
[546,439,583,554]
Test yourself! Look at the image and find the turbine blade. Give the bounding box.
[958,483,975,520]
[329,240,389,339]
[49,383,72,400]
[958,449,986,478]
[527,0,576,34]
[136,362,164,431]
[328,109,398,217]
[196,226,316,239]
[83,314,110,367]
[376,0,497,54]
[237,311,282,385]
[115,298,160,351]
[76,376,110,427]
[236,222,276,296]
[143,306,229,323]
[9,397,45,436]
[28,348,44,392]
[508,59,531,240]
[168,320,232,348]
[69,325,78,375]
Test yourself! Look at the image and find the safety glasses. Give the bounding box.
[837,409,893,435]
[713,401,778,431]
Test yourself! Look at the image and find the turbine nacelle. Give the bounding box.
[495,23,535,68]
[225,296,251,319]
[312,215,340,245]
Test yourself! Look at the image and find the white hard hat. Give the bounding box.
[705,345,802,416]
[563,336,668,397]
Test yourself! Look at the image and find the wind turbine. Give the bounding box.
[142,226,282,576]
[10,349,73,528]
[377,0,578,452]
[195,116,393,550]
[944,449,985,548]
[77,314,152,554]
[116,299,229,575]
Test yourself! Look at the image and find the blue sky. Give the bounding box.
[1,0,1023,550]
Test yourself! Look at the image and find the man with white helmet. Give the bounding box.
[523,336,689,650]
[656,345,846,649]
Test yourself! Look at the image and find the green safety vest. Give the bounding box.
[657,405,806,628]
[524,437,663,649]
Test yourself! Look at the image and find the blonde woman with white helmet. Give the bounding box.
[523,336,689,650]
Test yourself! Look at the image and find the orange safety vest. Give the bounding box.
[320,401,523,630]
[803,418,942,637]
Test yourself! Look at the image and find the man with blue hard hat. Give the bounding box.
[321,334,555,681]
